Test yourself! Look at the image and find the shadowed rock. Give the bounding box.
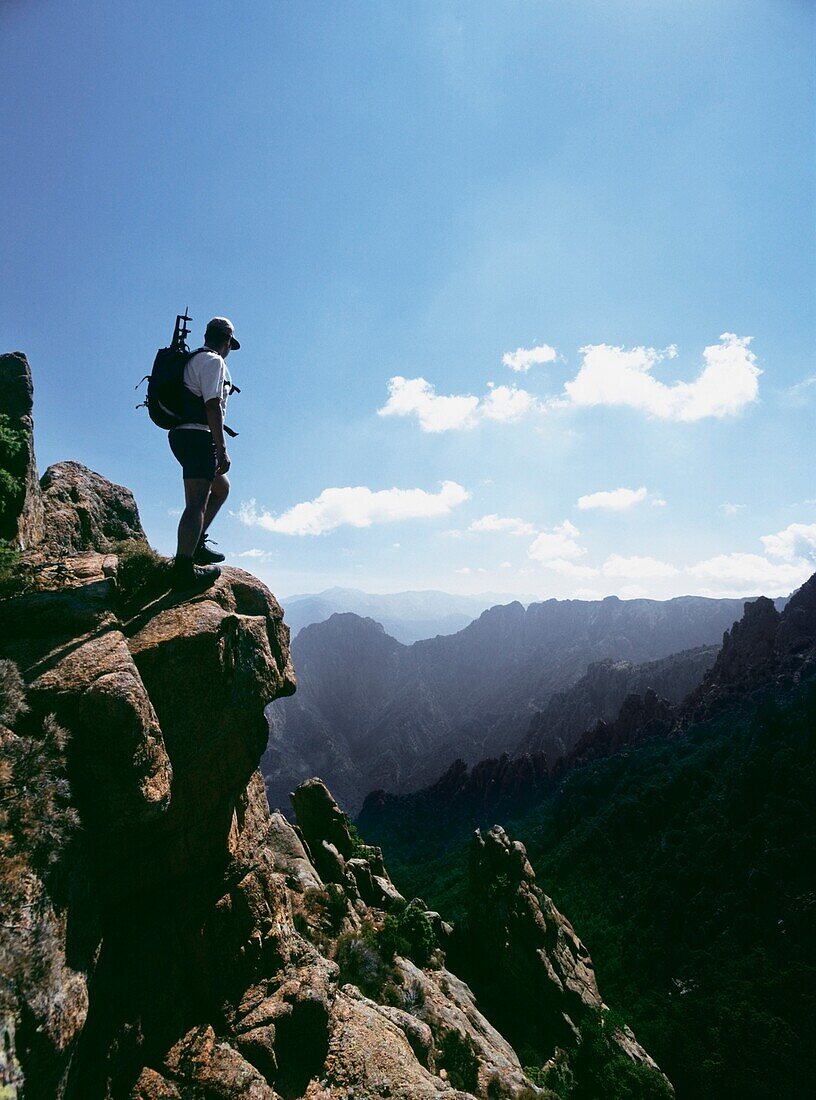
[460,824,667,1084]
[1,541,551,1099]
[0,352,45,548]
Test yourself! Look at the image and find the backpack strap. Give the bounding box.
[187,347,240,437]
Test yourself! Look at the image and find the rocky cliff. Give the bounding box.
[452,827,666,1086]
[0,355,668,1098]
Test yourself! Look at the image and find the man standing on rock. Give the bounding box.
[169,317,239,591]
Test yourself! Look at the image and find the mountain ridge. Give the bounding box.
[264,593,754,814]
[280,586,538,644]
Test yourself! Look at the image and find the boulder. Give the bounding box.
[291,777,357,860]
[39,460,145,555]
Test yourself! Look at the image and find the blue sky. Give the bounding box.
[2,0,814,599]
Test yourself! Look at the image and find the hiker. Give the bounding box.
[168,317,240,590]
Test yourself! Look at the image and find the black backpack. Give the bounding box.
[137,311,239,436]
[137,311,197,430]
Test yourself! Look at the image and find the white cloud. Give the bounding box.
[577,486,648,512]
[687,553,809,594]
[499,561,513,569]
[785,375,816,404]
[544,558,599,578]
[237,481,470,537]
[721,502,746,517]
[378,376,540,432]
[378,376,480,432]
[481,383,540,422]
[560,333,760,421]
[601,555,678,579]
[235,548,267,558]
[760,522,816,562]
[470,514,536,536]
[528,520,585,562]
[502,343,558,373]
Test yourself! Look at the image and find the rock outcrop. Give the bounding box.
[0,354,145,558]
[0,353,45,549]
[685,579,816,720]
[38,461,145,556]
[0,360,545,1099]
[0,539,551,1097]
[455,825,666,1085]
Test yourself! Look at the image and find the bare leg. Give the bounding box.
[201,473,230,536]
[176,478,212,559]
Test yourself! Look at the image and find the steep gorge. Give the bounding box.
[264,597,747,817]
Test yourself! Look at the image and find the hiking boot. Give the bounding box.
[171,557,221,592]
[194,534,226,565]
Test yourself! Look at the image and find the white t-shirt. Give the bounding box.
[178,348,232,431]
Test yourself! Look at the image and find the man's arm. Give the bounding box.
[205,399,231,474]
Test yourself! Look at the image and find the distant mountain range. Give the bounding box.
[281,586,535,643]
[263,592,752,815]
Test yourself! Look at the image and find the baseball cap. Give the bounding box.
[206,316,241,350]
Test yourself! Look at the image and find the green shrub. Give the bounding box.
[301,884,348,935]
[325,883,349,930]
[335,928,391,1000]
[345,819,369,858]
[570,1012,672,1100]
[0,414,25,527]
[525,1049,575,1098]
[114,540,171,612]
[0,663,79,1009]
[0,659,27,728]
[439,1030,479,1092]
[399,978,425,1013]
[0,542,37,602]
[378,901,437,966]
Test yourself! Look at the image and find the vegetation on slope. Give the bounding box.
[0,660,78,1013]
[360,680,816,1099]
[0,413,25,531]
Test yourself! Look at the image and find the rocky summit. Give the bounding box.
[0,355,670,1098]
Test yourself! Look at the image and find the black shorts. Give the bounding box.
[168,428,217,481]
